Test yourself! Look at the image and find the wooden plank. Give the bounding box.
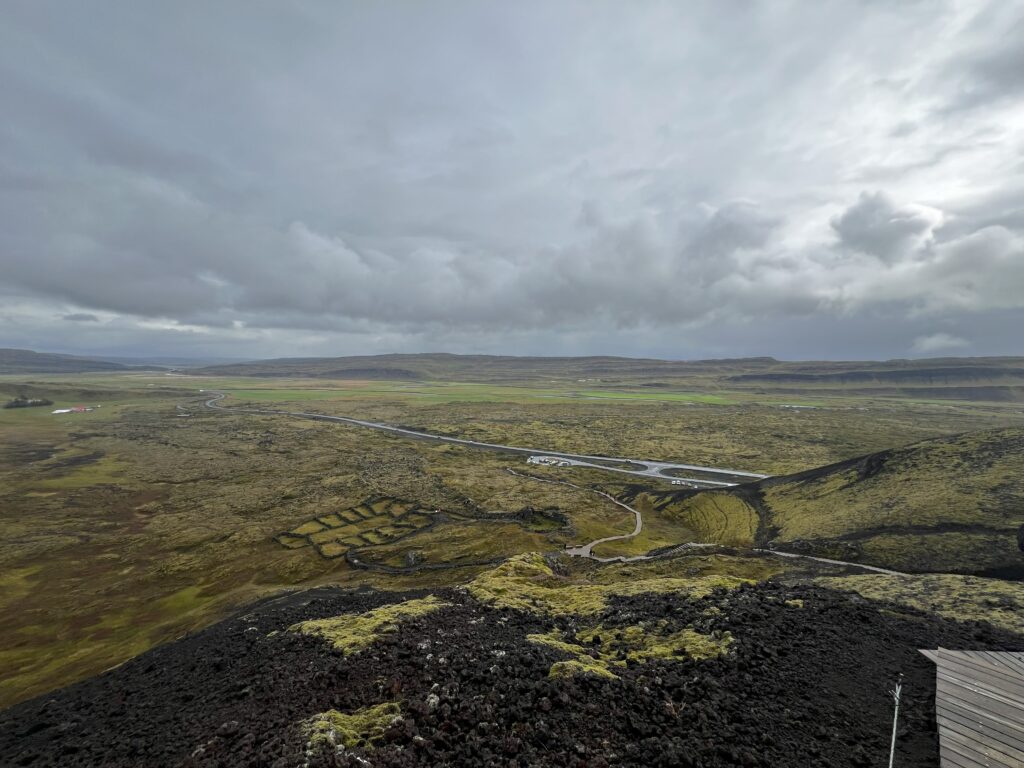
[937,667,1024,708]
[940,724,1022,767]
[936,665,1024,709]
[974,652,1024,677]
[941,651,1024,689]
[944,651,1024,679]
[936,715,1024,761]
[937,704,1024,761]
[939,650,1024,689]
[941,727,1018,768]
[941,736,1005,768]
[937,716,1024,768]
[937,696,1024,751]
[927,649,1024,768]
[967,651,1024,666]
[937,748,976,768]
[937,672,1024,716]
[938,682,1024,730]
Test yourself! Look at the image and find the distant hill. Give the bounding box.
[194,353,781,382]
[625,427,1024,576]
[0,348,145,374]
[93,355,251,368]
[194,353,1024,399]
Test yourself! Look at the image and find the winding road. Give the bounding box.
[504,469,648,562]
[196,391,906,575]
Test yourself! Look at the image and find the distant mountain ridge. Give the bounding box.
[193,352,1024,399]
[194,352,784,381]
[5,349,1024,400]
[0,348,145,374]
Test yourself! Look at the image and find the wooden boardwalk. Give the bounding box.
[920,649,1024,767]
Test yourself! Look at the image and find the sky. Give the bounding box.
[1,1,1023,362]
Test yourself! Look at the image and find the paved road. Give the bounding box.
[753,548,908,576]
[199,392,908,575]
[199,391,768,487]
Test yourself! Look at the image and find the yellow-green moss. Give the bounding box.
[784,599,804,608]
[529,620,732,679]
[305,702,400,750]
[629,490,759,548]
[290,596,448,654]
[817,573,1024,635]
[467,553,748,616]
[765,429,1024,543]
[549,658,618,680]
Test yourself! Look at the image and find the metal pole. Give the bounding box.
[888,673,903,768]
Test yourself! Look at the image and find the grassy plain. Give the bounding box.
[2,370,1024,708]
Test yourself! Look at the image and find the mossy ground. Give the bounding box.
[817,573,1024,635]
[466,552,748,615]
[531,621,732,679]
[592,489,759,558]
[305,702,400,750]
[606,428,1024,574]
[764,428,1024,539]
[2,371,1023,707]
[290,596,447,654]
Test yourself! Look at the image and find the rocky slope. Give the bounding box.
[2,554,1022,767]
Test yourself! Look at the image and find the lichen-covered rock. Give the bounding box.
[305,702,400,750]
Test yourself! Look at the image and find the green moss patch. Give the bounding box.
[530,620,732,679]
[305,702,400,750]
[549,658,618,680]
[290,596,448,654]
[467,553,748,616]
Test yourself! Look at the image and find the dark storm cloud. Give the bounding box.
[1,1,1022,359]
[830,192,940,262]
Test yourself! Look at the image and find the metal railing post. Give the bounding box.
[888,673,903,768]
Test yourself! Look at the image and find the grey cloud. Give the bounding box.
[1,1,1023,360]
[62,313,99,322]
[941,12,1024,113]
[830,192,941,262]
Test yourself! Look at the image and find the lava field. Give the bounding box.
[2,579,1022,767]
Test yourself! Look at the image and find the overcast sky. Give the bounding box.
[2,1,1023,361]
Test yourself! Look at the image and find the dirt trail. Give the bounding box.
[505,469,648,562]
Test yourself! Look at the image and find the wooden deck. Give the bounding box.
[920,649,1024,767]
